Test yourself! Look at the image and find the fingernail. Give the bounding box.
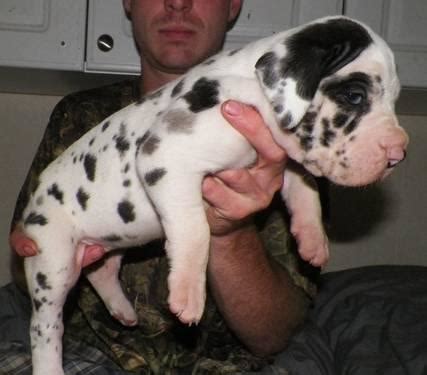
[224,101,242,116]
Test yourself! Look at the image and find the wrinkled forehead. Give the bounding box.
[333,33,400,103]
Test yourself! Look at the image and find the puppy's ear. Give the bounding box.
[255,17,372,130]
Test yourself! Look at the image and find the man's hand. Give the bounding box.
[203,100,287,236]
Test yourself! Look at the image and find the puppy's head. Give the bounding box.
[256,16,408,186]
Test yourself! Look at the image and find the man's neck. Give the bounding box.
[140,61,183,95]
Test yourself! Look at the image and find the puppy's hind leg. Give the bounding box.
[24,226,82,375]
[85,252,138,326]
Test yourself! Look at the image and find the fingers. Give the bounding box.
[221,100,287,164]
[9,228,38,257]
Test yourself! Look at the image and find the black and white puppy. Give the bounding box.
[20,16,408,374]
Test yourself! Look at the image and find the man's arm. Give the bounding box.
[203,101,309,356]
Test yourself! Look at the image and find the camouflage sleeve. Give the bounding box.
[10,79,139,230]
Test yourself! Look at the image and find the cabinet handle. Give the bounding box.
[97,34,114,52]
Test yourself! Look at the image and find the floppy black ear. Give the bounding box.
[255,17,373,130]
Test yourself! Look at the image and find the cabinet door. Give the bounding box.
[0,0,86,71]
[224,0,343,50]
[345,0,427,88]
[85,0,140,74]
[86,0,343,75]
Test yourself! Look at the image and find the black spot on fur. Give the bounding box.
[183,78,219,113]
[117,200,136,223]
[47,183,64,204]
[76,188,89,210]
[203,58,216,65]
[102,121,110,132]
[115,123,130,157]
[255,52,279,88]
[280,112,293,130]
[228,48,241,56]
[103,234,122,242]
[33,298,42,311]
[171,79,184,97]
[36,272,51,290]
[123,179,131,187]
[164,109,195,134]
[141,135,161,155]
[83,154,97,182]
[24,212,48,226]
[89,137,96,146]
[145,168,167,186]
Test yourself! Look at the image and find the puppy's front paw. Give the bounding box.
[292,221,329,267]
[167,273,206,325]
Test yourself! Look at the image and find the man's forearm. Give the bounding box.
[207,224,309,356]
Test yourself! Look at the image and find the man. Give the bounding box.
[7,0,315,373]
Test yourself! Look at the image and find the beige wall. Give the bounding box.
[0,93,61,286]
[0,87,426,286]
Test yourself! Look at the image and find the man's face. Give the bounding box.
[123,0,242,74]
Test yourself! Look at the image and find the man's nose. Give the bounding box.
[165,0,193,12]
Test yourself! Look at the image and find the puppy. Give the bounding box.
[19,16,408,374]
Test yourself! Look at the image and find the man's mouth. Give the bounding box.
[158,26,196,41]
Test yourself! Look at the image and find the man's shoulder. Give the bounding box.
[53,78,140,119]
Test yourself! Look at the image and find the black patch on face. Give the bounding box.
[333,113,349,128]
[117,200,136,223]
[47,183,64,204]
[145,168,167,186]
[344,119,359,135]
[280,18,373,100]
[76,188,89,210]
[321,72,373,112]
[24,212,48,226]
[115,123,130,157]
[255,52,279,89]
[83,153,97,182]
[321,72,373,134]
[321,118,336,147]
[183,78,219,113]
[36,272,51,290]
[141,135,161,155]
[102,121,110,132]
[171,79,184,97]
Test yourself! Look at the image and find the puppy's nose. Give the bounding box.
[387,149,406,169]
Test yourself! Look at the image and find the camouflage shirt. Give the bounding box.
[12,78,317,374]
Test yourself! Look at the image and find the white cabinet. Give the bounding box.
[345,0,427,88]
[0,0,426,89]
[0,0,87,71]
[85,0,343,74]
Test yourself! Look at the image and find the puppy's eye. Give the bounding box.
[344,90,365,105]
